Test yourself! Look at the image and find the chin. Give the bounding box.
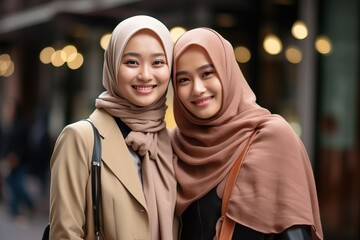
[134,98,159,107]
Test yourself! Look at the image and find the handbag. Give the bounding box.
[41,119,102,240]
[218,129,258,240]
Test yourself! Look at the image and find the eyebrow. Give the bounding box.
[176,63,214,77]
[122,52,166,58]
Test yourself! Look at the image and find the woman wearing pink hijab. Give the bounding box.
[171,27,323,240]
[49,15,178,239]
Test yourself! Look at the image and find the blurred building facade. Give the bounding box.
[0,0,359,239]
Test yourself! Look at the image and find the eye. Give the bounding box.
[177,77,190,85]
[153,60,166,66]
[124,60,139,66]
[202,70,214,78]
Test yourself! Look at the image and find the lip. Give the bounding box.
[191,96,213,107]
[132,84,157,94]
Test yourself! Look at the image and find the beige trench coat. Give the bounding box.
[49,109,179,239]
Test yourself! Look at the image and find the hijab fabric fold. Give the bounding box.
[95,15,176,240]
[171,28,323,239]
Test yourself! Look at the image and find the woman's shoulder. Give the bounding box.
[259,114,299,142]
[50,119,95,170]
[61,119,94,139]
[266,114,293,130]
[59,108,112,140]
[51,119,97,157]
[253,114,306,162]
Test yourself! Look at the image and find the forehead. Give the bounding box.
[128,29,162,45]
[176,45,212,67]
[124,29,165,53]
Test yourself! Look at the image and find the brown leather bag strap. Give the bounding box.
[219,129,258,240]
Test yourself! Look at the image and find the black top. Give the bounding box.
[180,188,312,240]
[114,117,131,138]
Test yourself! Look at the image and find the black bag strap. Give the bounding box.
[86,119,102,240]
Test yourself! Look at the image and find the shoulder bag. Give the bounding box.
[218,129,258,240]
[41,119,102,240]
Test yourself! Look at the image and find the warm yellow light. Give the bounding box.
[0,54,13,77]
[285,46,302,64]
[0,59,11,73]
[315,35,332,55]
[0,53,11,61]
[40,47,55,64]
[170,26,186,43]
[291,21,308,40]
[51,50,66,67]
[234,46,251,63]
[165,85,176,129]
[263,34,282,55]
[3,61,14,77]
[100,33,111,50]
[62,45,78,62]
[67,53,84,70]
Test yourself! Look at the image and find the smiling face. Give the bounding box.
[117,29,170,107]
[175,45,223,119]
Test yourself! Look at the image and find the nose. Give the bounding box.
[191,78,206,96]
[138,64,152,81]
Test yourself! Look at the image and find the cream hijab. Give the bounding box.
[95,15,176,240]
[171,28,323,239]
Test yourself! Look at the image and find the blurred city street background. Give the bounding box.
[0,175,49,240]
[0,0,359,239]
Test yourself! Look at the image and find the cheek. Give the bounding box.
[156,68,171,84]
[177,87,189,104]
[213,80,223,99]
[117,66,136,83]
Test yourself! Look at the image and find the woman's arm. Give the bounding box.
[49,123,93,239]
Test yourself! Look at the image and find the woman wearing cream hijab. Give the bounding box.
[49,15,178,239]
[171,27,322,240]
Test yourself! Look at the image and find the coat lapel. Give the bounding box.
[90,109,147,209]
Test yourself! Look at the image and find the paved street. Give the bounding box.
[0,204,48,240]
[0,176,49,240]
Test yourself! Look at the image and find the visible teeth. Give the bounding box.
[134,86,153,90]
[195,97,211,104]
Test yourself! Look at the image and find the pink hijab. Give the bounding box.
[95,15,176,240]
[171,28,323,239]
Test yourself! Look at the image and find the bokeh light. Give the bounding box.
[67,53,84,70]
[263,34,283,55]
[315,35,333,55]
[234,46,251,63]
[0,54,14,77]
[100,33,111,50]
[170,26,186,43]
[285,46,302,64]
[291,20,308,40]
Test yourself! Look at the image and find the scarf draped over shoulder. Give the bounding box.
[171,27,323,240]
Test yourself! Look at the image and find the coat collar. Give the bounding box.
[89,108,147,209]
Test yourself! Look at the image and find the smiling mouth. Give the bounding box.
[132,85,156,93]
[192,96,213,106]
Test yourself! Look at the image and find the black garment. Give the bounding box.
[114,117,131,138]
[180,188,312,240]
[181,187,222,240]
[114,116,143,159]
